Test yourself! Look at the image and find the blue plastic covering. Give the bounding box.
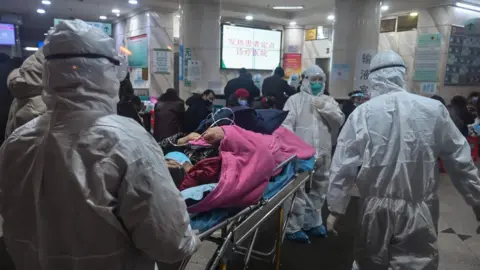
[189,157,315,232]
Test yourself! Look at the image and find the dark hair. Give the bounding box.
[159,88,181,102]
[451,95,473,125]
[451,95,467,108]
[468,92,480,99]
[131,95,142,107]
[431,95,445,105]
[274,67,285,77]
[239,68,248,75]
[202,89,215,97]
[119,72,134,99]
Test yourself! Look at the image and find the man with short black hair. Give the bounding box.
[224,68,260,104]
[262,67,296,109]
[184,89,216,133]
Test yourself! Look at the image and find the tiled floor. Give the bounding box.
[165,174,480,270]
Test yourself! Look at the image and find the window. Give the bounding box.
[316,26,332,40]
[397,15,418,32]
[380,19,396,33]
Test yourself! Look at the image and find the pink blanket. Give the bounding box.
[187,126,315,213]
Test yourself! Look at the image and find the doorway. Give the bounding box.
[315,58,331,94]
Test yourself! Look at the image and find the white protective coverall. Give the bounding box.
[283,65,345,233]
[328,50,480,269]
[0,20,199,270]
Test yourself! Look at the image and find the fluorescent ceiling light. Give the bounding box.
[409,12,418,17]
[44,33,47,36]
[327,14,335,20]
[24,47,39,51]
[245,15,253,21]
[112,9,120,13]
[175,14,181,18]
[381,5,389,11]
[116,13,120,17]
[128,0,138,4]
[37,9,46,14]
[41,0,51,5]
[289,21,297,26]
[99,15,107,20]
[456,2,480,11]
[272,6,304,10]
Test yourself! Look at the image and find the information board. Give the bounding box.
[445,25,480,86]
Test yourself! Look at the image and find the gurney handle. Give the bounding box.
[273,155,297,172]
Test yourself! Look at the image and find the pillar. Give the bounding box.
[329,0,382,98]
[282,26,305,78]
[179,0,221,100]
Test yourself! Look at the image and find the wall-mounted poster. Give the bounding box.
[127,34,148,68]
[283,53,302,78]
[305,28,317,41]
[445,25,480,86]
[414,33,442,82]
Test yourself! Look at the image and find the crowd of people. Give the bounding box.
[0,19,480,270]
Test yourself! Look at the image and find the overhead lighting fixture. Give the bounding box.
[381,5,389,11]
[456,2,480,12]
[116,13,120,17]
[327,14,335,21]
[37,9,46,14]
[24,47,39,51]
[44,33,47,36]
[41,0,51,5]
[272,6,304,10]
[175,14,181,18]
[128,0,138,4]
[245,15,253,21]
[99,15,107,20]
[289,21,297,26]
[112,9,120,13]
[409,12,419,17]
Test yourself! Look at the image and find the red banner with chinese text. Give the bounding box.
[283,53,302,78]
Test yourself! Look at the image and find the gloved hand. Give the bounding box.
[312,96,326,110]
[326,214,339,236]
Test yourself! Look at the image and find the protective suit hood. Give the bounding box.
[300,65,326,96]
[42,19,119,113]
[7,48,45,99]
[368,50,407,98]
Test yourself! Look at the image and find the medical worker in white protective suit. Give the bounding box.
[283,65,345,243]
[327,50,480,269]
[0,20,199,270]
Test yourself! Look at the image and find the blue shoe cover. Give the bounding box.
[308,224,328,238]
[286,231,310,243]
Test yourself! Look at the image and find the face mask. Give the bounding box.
[310,82,324,95]
[473,97,479,103]
[238,99,248,106]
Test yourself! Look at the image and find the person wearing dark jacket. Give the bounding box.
[449,95,475,137]
[224,68,260,104]
[153,88,185,141]
[184,89,215,133]
[262,67,296,109]
[119,72,134,100]
[117,94,143,125]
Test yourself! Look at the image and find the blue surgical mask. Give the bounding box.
[238,99,248,106]
[310,81,324,95]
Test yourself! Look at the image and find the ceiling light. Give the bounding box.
[245,15,253,21]
[24,47,39,51]
[272,6,304,10]
[175,14,181,18]
[409,12,419,17]
[381,5,389,11]
[128,0,138,4]
[41,0,51,5]
[44,33,47,36]
[116,13,120,17]
[456,2,480,12]
[112,9,120,13]
[99,15,107,20]
[327,14,335,20]
[289,21,297,26]
[37,9,46,14]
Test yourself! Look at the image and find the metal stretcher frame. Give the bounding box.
[178,155,315,270]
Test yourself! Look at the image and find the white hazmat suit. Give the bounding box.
[283,65,345,237]
[0,20,199,269]
[328,50,480,269]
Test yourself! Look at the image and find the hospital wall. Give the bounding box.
[114,11,175,98]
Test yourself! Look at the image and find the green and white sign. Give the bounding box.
[414,33,442,82]
[54,18,112,36]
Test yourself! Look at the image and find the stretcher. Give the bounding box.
[177,155,315,270]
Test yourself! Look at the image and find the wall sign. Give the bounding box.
[420,82,437,95]
[127,34,148,68]
[414,33,442,82]
[445,25,480,86]
[152,48,171,74]
[283,53,302,78]
[354,50,376,92]
[54,18,112,36]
